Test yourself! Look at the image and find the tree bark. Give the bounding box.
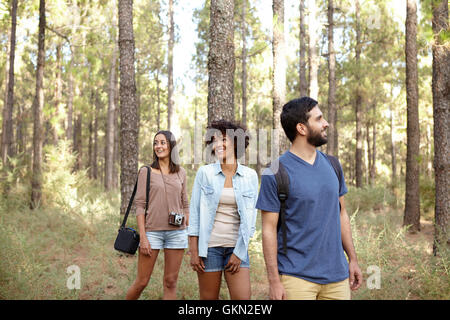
[31,0,46,209]
[66,46,75,143]
[1,28,10,163]
[93,93,99,180]
[1,0,18,166]
[272,0,286,156]
[118,0,139,215]
[366,119,371,185]
[156,69,161,132]
[207,0,235,125]
[370,103,377,185]
[431,0,449,254]
[113,73,120,189]
[307,0,319,100]
[73,111,82,171]
[389,101,397,187]
[167,0,175,131]
[54,42,63,143]
[354,0,363,188]
[299,0,308,97]
[15,103,24,154]
[88,114,93,178]
[105,42,118,190]
[241,0,247,127]
[327,0,338,157]
[404,0,421,233]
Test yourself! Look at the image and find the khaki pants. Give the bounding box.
[280,274,351,300]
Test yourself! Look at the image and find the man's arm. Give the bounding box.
[339,196,362,291]
[261,210,286,300]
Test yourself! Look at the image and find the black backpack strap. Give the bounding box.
[325,154,343,211]
[120,166,151,229]
[270,160,290,255]
[325,154,342,191]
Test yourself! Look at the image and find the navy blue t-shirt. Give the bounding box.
[256,150,349,284]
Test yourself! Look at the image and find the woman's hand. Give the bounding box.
[139,237,152,256]
[190,251,205,273]
[225,253,241,274]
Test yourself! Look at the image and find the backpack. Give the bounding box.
[269,154,342,255]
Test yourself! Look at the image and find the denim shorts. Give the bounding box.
[145,228,188,250]
[202,247,250,272]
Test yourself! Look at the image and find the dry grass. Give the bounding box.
[0,147,448,300]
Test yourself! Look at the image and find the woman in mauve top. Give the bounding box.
[126,131,189,300]
[188,120,259,300]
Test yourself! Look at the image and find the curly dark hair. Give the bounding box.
[205,119,250,159]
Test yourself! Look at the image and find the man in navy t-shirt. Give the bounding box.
[256,97,362,300]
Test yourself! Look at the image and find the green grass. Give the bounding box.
[0,145,448,299]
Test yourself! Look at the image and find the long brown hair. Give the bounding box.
[150,130,180,173]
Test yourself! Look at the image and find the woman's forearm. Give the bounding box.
[136,214,146,235]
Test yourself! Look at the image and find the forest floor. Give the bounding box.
[1,198,448,300]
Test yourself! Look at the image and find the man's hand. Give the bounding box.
[269,280,286,300]
[349,260,363,291]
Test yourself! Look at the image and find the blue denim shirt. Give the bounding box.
[188,161,259,261]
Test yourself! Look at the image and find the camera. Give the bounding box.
[169,212,184,227]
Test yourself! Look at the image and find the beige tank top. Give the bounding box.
[208,188,240,248]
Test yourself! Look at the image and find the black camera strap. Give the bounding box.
[120,166,151,229]
[160,169,184,218]
[159,169,172,217]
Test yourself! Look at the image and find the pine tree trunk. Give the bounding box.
[207,0,235,125]
[113,76,120,189]
[167,0,175,131]
[118,0,139,215]
[308,0,319,100]
[93,93,99,180]
[105,42,118,190]
[354,0,363,188]
[16,103,24,154]
[156,69,161,131]
[431,0,449,254]
[66,46,75,143]
[404,0,420,233]
[54,42,63,143]
[327,0,338,157]
[31,0,46,209]
[272,0,286,156]
[74,111,82,171]
[241,0,247,127]
[1,0,18,166]
[299,0,308,97]
[366,119,371,185]
[1,28,10,164]
[88,115,93,178]
[389,102,397,187]
[370,103,377,185]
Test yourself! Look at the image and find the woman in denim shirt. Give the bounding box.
[188,120,259,300]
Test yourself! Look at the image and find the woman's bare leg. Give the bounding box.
[162,249,185,300]
[125,248,160,300]
[224,268,251,300]
[197,271,222,300]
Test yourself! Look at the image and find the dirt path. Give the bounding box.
[405,219,434,254]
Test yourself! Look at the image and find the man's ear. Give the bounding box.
[296,123,307,136]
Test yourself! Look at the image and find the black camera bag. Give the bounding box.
[114,166,151,255]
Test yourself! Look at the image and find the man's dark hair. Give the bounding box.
[205,119,250,159]
[280,97,318,142]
